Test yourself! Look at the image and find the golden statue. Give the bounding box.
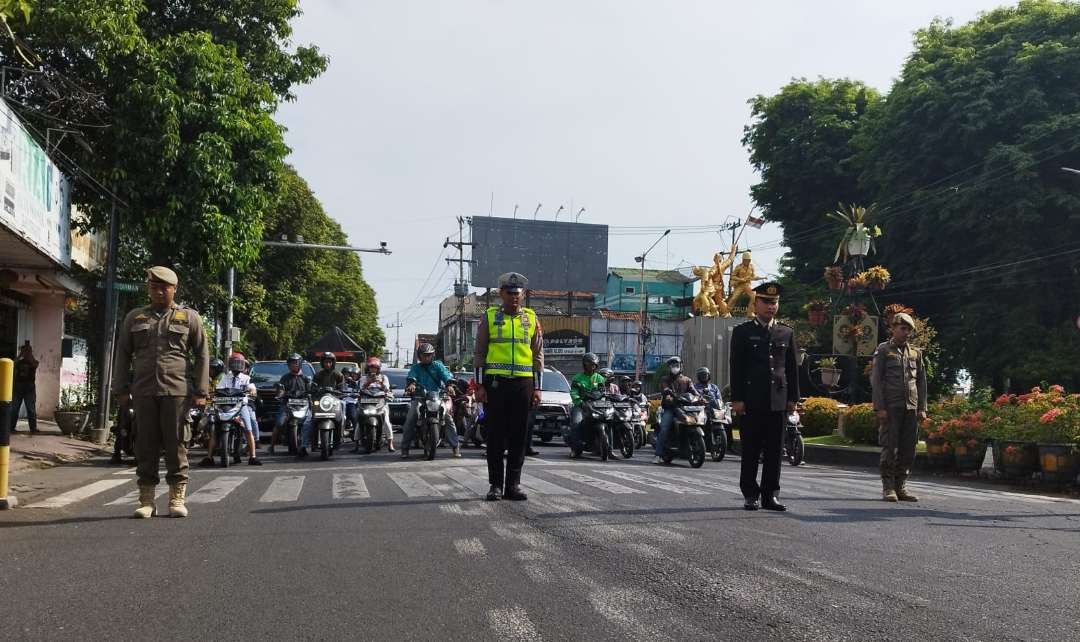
[708,244,738,317]
[691,265,720,316]
[727,250,764,317]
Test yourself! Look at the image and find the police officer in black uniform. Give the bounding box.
[729,281,799,511]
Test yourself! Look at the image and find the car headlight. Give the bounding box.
[319,395,335,412]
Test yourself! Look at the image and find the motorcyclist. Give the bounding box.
[653,356,696,464]
[568,352,607,458]
[692,366,721,401]
[199,352,262,466]
[270,353,312,456]
[209,358,225,388]
[303,352,345,454]
[401,343,460,458]
[354,357,395,453]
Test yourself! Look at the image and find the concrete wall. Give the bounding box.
[679,316,743,392]
[30,292,65,420]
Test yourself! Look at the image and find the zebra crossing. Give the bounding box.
[24,461,1080,510]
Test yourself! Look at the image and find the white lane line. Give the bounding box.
[518,473,578,495]
[104,486,168,506]
[29,479,131,509]
[487,606,542,641]
[187,476,247,504]
[388,472,444,497]
[440,504,464,515]
[440,467,492,496]
[453,537,487,556]
[331,473,370,499]
[419,472,474,499]
[589,469,708,495]
[258,475,305,503]
[636,469,742,494]
[545,469,646,494]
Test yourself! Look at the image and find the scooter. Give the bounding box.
[208,388,251,467]
[354,385,390,453]
[701,393,730,462]
[657,391,707,468]
[110,401,137,465]
[310,387,344,461]
[281,396,309,455]
[568,388,613,461]
[415,386,451,460]
[608,393,636,459]
[784,407,805,466]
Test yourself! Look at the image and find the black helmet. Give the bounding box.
[320,352,336,369]
[598,367,614,379]
[696,367,711,383]
[418,342,435,356]
[341,365,357,377]
[286,353,302,363]
[209,358,224,374]
[582,352,599,366]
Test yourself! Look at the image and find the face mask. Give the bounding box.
[670,367,681,376]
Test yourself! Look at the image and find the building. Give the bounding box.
[0,97,86,421]
[589,310,683,383]
[594,267,695,317]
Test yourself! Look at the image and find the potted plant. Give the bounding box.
[842,303,867,322]
[817,357,841,387]
[883,303,914,328]
[824,266,844,290]
[55,386,93,437]
[986,391,1040,479]
[1034,388,1080,484]
[827,203,883,263]
[846,276,862,294]
[858,266,892,291]
[803,300,829,326]
[940,411,987,472]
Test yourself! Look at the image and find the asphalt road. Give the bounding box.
[2,442,1078,641]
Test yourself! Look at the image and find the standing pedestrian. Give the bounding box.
[10,341,38,433]
[474,272,543,501]
[729,282,799,511]
[871,312,927,502]
[112,266,209,518]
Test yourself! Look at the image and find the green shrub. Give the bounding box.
[800,397,840,437]
[843,403,879,445]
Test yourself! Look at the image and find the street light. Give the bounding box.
[575,207,586,222]
[554,205,565,221]
[635,229,671,381]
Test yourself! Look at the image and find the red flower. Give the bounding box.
[1040,408,1064,424]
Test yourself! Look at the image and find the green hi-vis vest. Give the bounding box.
[484,306,537,378]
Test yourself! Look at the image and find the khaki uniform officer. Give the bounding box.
[112,266,209,518]
[871,312,927,502]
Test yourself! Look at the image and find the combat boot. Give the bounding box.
[168,482,189,517]
[882,478,897,502]
[895,483,918,502]
[133,485,157,519]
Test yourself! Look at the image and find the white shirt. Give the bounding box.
[217,372,252,391]
[361,374,391,392]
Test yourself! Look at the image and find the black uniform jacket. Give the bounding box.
[729,319,800,412]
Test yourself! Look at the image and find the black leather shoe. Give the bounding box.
[486,485,501,501]
[503,485,528,501]
[761,498,787,512]
[198,457,215,468]
[743,499,760,511]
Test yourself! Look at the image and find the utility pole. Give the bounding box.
[93,193,120,445]
[716,220,742,299]
[385,312,403,368]
[445,216,473,369]
[634,229,670,382]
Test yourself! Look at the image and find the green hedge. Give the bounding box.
[844,403,879,445]
[800,397,840,437]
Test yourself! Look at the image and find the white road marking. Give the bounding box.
[487,606,542,641]
[636,469,742,494]
[439,504,464,515]
[440,467,492,496]
[258,475,305,503]
[331,473,370,499]
[517,473,578,495]
[419,472,474,499]
[545,469,646,494]
[453,537,487,556]
[388,472,444,497]
[29,479,130,509]
[104,486,168,506]
[589,469,708,494]
[186,476,247,504]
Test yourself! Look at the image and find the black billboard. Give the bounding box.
[470,217,608,293]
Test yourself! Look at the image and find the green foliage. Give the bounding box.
[800,396,840,437]
[842,403,878,445]
[0,0,32,22]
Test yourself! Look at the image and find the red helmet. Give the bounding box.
[228,352,246,372]
[366,356,382,373]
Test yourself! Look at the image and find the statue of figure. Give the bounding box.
[709,244,738,317]
[691,265,720,316]
[727,250,764,317]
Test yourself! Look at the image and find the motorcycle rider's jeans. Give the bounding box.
[654,409,675,456]
[401,399,459,449]
[239,405,259,440]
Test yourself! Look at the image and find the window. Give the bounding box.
[648,295,670,305]
[624,286,636,294]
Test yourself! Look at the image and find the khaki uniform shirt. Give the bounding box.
[112,303,209,398]
[870,339,927,412]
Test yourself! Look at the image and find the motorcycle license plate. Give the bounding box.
[592,401,611,408]
[683,406,704,413]
[612,403,631,409]
[214,397,245,405]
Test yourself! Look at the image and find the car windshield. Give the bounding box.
[385,370,408,390]
[541,370,571,393]
[250,361,315,383]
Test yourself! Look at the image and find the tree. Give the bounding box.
[237,167,385,360]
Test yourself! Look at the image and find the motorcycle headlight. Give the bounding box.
[603,407,615,419]
[363,406,380,416]
[319,395,335,412]
[426,399,441,413]
[788,412,800,424]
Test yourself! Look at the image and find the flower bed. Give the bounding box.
[801,397,840,437]
[842,403,878,445]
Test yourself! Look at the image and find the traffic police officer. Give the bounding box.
[729,281,799,511]
[870,312,927,502]
[112,266,209,518]
[474,272,544,502]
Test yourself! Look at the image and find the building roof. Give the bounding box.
[596,309,642,320]
[608,267,693,284]
[527,289,596,298]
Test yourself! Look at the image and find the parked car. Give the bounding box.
[383,367,411,427]
[335,361,359,375]
[250,359,316,434]
[531,367,572,445]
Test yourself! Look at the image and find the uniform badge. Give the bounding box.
[134,313,148,321]
[173,310,188,323]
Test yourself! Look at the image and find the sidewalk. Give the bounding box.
[7,419,111,475]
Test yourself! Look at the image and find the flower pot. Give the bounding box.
[54,411,89,437]
[998,440,1039,479]
[808,309,827,326]
[952,439,986,472]
[847,232,871,257]
[925,436,954,470]
[867,281,885,292]
[1037,444,1080,484]
[819,367,841,387]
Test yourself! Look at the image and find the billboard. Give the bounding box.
[470,217,608,293]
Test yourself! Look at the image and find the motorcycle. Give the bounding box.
[629,395,649,448]
[784,407,805,466]
[608,393,636,459]
[281,396,310,455]
[310,387,345,461]
[208,388,251,467]
[701,393,730,462]
[354,385,390,453]
[415,386,451,460]
[110,402,137,465]
[186,405,207,449]
[568,388,613,461]
[451,389,478,442]
[465,404,486,448]
[658,391,707,468]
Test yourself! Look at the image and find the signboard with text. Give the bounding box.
[544,329,587,356]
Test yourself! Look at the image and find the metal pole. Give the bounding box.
[634,229,670,381]
[458,217,465,367]
[224,266,235,357]
[0,358,13,508]
[93,195,120,445]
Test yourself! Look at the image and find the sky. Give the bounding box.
[277,0,1008,361]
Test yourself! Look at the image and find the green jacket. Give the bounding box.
[570,372,607,406]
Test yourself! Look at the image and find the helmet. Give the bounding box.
[209,358,224,375]
[631,380,643,391]
[320,352,336,369]
[598,367,614,380]
[582,352,599,368]
[366,356,382,373]
[667,356,683,375]
[228,351,246,373]
[696,367,711,383]
[417,343,435,356]
[341,365,357,377]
